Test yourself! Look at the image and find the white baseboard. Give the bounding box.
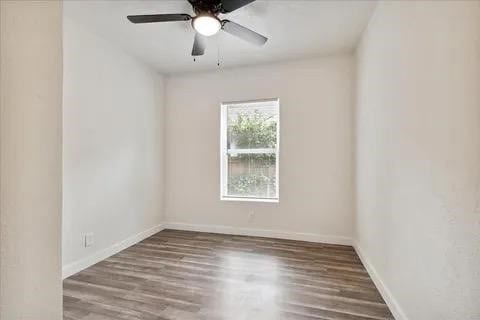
[62,224,165,279]
[164,222,352,246]
[62,222,349,279]
[354,242,408,320]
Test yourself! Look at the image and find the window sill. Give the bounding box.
[221,196,279,203]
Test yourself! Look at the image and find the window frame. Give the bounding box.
[220,98,280,203]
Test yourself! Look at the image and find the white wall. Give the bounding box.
[165,55,355,244]
[62,18,165,275]
[355,1,480,319]
[0,1,63,319]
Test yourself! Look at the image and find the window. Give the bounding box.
[220,99,280,202]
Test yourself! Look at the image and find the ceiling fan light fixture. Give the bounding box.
[127,0,268,57]
[193,15,221,36]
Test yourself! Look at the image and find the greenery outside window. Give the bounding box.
[220,99,279,202]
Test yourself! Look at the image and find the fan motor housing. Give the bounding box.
[188,0,223,15]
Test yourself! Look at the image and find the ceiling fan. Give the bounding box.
[127,0,268,57]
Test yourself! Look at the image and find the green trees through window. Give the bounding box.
[229,110,277,149]
[223,101,279,200]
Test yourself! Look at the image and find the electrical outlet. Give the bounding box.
[84,233,94,247]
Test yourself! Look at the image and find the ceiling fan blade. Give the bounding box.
[221,0,256,13]
[221,20,267,46]
[192,33,206,56]
[127,14,191,24]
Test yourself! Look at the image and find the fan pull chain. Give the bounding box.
[217,34,221,67]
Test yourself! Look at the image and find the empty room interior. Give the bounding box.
[1,0,480,319]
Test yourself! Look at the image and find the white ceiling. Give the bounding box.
[64,0,376,74]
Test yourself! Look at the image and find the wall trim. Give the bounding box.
[62,224,165,279]
[354,242,409,320]
[164,222,352,246]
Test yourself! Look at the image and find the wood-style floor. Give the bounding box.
[63,229,394,320]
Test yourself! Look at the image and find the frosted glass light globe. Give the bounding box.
[193,15,221,36]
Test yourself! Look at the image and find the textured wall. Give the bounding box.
[165,55,355,243]
[355,1,480,319]
[0,1,63,319]
[62,18,165,269]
